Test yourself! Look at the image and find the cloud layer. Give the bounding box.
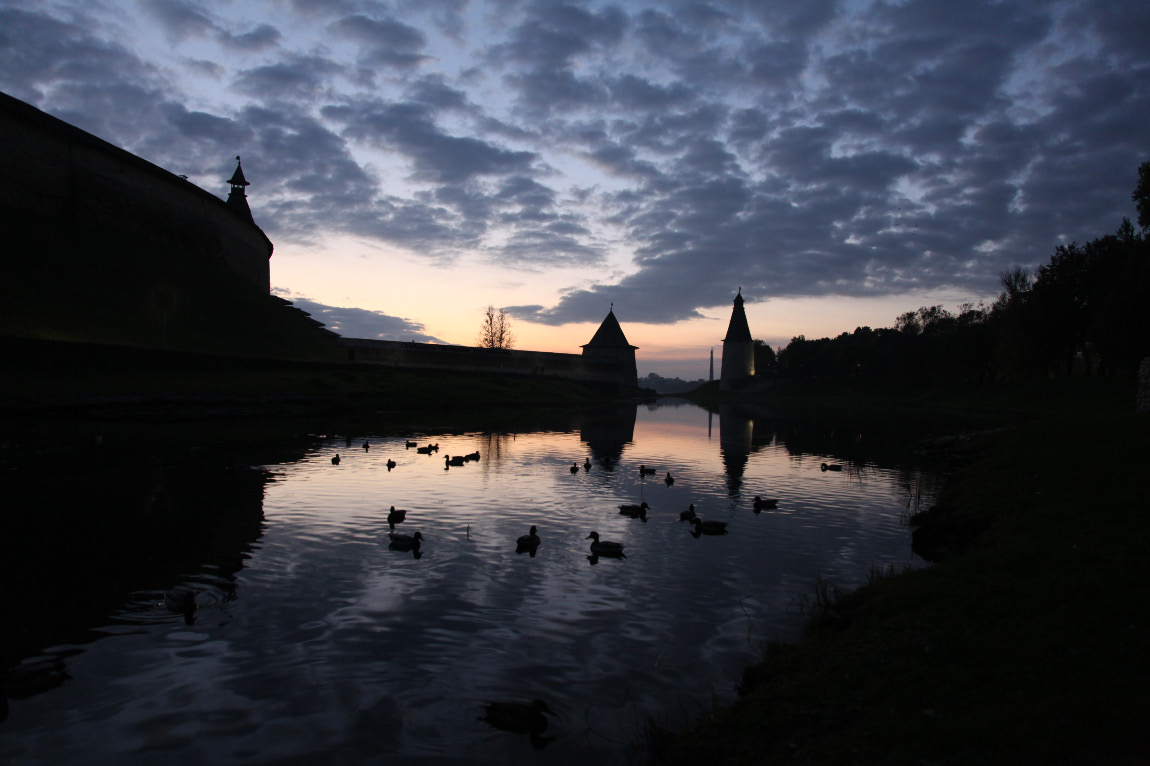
[3,0,1146,329]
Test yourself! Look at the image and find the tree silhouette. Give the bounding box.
[1133,160,1150,232]
[477,305,515,349]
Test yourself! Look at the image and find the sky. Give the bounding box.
[2,0,1147,379]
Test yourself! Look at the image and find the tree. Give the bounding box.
[1133,160,1150,232]
[477,305,515,349]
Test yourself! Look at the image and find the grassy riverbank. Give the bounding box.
[656,378,1149,763]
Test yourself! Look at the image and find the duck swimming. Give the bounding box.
[618,501,650,518]
[331,454,340,465]
[586,531,626,556]
[664,472,674,485]
[479,699,554,735]
[638,464,656,475]
[570,462,579,474]
[388,530,423,550]
[164,588,197,624]
[679,504,698,522]
[517,525,541,548]
[386,458,397,470]
[583,458,591,471]
[689,517,729,536]
[821,463,843,472]
[752,496,779,511]
[387,506,407,528]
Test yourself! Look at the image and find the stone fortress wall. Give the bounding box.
[0,91,272,293]
[339,338,637,388]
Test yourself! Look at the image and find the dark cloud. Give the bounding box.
[276,293,443,342]
[1,0,1146,329]
[328,13,430,69]
[138,0,218,43]
[232,55,344,101]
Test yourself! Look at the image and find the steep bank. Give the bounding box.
[658,378,1149,763]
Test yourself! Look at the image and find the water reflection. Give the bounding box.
[1,401,942,764]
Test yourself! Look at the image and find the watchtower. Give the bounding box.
[720,289,754,390]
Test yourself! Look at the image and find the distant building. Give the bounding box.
[720,289,755,391]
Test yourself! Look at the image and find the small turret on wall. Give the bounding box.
[720,289,755,391]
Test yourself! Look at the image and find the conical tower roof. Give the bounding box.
[723,289,752,342]
[582,308,637,350]
[226,155,254,223]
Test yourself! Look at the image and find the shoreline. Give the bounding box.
[655,377,1149,763]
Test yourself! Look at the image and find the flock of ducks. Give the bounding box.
[365,445,836,561]
[322,438,850,745]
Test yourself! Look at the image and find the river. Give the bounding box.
[0,399,941,764]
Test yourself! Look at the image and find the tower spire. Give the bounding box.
[226,155,254,222]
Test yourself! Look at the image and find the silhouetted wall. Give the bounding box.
[0,91,272,293]
[339,338,638,390]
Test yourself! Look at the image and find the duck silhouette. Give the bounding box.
[479,699,556,749]
[570,462,579,474]
[516,525,541,554]
[405,440,417,448]
[689,517,729,536]
[586,531,626,557]
[387,507,407,529]
[679,504,698,522]
[386,459,397,470]
[664,472,674,486]
[821,463,843,472]
[752,496,779,511]
[638,464,656,475]
[583,458,591,471]
[618,502,650,520]
[164,588,197,624]
[331,454,340,465]
[388,530,422,551]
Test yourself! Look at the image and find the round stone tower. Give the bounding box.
[719,289,754,391]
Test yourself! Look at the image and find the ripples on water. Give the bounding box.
[1,402,939,764]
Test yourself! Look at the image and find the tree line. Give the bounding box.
[758,162,1150,384]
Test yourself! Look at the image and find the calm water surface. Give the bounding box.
[1,401,939,764]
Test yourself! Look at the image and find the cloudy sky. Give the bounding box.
[2,0,1147,378]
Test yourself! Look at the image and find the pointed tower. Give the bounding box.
[719,289,754,391]
[226,155,254,223]
[581,306,638,388]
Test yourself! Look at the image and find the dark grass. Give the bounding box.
[655,377,1150,764]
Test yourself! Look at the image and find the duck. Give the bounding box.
[618,501,650,518]
[689,517,729,536]
[417,445,433,454]
[388,530,423,551]
[386,458,397,470]
[679,504,698,522]
[164,588,197,623]
[638,464,656,475]
[479,699,554,735]
[387,506,407,528]
[752,496,779,511]
[446,454,466,466]
[821,462,843,472]
[583,458,591,471]
[586,531,625,557]
[664,472,674,486]
[570,462,579,474]
[464,451,481,462]
[517,525,541,548]
[363,440,370,450]
[331,454,341,465]
[405,440,417,448]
